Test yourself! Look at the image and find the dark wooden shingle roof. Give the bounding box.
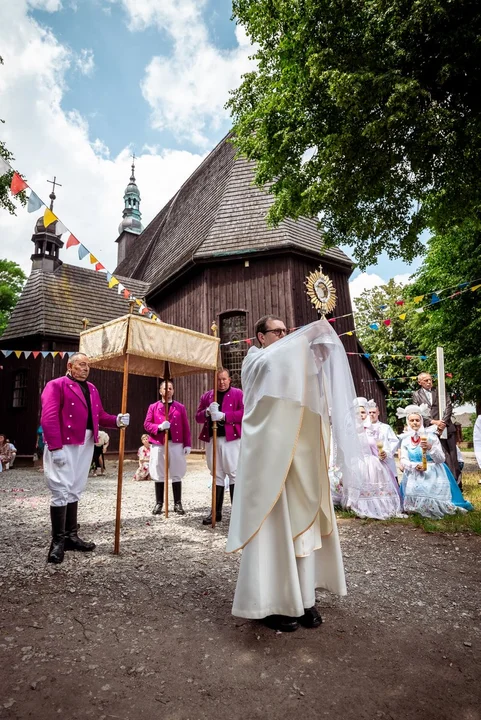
[115,135,352,294]
[1,264,150,342]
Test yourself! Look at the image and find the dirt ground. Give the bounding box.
[1,456,480,720]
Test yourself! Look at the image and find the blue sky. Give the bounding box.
[1,0,422,293]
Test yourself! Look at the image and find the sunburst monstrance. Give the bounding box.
[305,266,337,316]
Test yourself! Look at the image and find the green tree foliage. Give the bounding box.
[0,259,26,336]
[354,279,426,425]
[228,0,481,267]
[408,221,481,412]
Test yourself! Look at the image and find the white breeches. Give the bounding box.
[206,437,240,487]
[150,442,186,483]
[44,431,94,507]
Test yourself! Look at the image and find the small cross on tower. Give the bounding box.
[47,176,62,210]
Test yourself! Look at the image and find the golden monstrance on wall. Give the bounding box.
[305,266,337,316]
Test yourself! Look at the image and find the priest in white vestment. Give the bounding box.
[226,314,362,632]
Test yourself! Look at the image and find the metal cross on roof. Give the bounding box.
[47,176,62,210]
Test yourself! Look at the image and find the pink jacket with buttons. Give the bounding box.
[144,400,191,447]
[41,375,119,450]
[195,387,244,443]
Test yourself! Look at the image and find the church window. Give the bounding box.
[220,311,248,388]
[12,370,28,408]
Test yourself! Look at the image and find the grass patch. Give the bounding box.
[335,471,481,535]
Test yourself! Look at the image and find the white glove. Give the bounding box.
[184,446,191,455]
[51,448,67,467]
[117,413,130,428]
[211,411,225,422]
[158,421,171,431]
[206,402,219,417]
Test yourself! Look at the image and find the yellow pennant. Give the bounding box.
[108,277,119,289]
[14,350,22,358]
[414,295,424,303]
[44,207,58,227]
[471,284,481,292]
[89,254,98,264]
[346,331,353,336]
[399,313,407,320]
[52,351,58,358]
[135,298,142,306]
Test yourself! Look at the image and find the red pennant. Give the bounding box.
[66,234,80,249]
[395,300,405,306]
[59,352,65,358]
[405,355,412,360]
[10,172,28,195]
[328,318,336,323]
[32,351,40,359]
[141,307,149,315]
[383,319,391,326]
[95,262,105,272]
[123,289,130,299]
[245,338,253,346]
[446,372,453,378]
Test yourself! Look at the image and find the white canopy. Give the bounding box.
[79,314,220,377]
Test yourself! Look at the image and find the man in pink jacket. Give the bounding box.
[144,380,191,516]
[196,368,244,524]
[41,352,129,564]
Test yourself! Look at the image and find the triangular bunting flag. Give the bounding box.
[52,352,58,358]
[395,300,405,306]
[369,323,380,330]
[89,254,98,264]
[106,272,112,282]
[245,338,253,347]
[383,319,391,326]
[123,289,130,299]
[398,313,407,320]
[135,298,142,306]
[430,293,441,304]
[43,207,57,227]
[415,308,424,314]
[420,355,427,360]
[345,331,353,336]
[117,283,125,294]
[14,351,22,358]
[108,277,119,289]
[94,262,105,272]
[363,353,371,358]
[446,372,453,378]
[471,284,481,292]
[78,245,89,260]
[24,351,32,359]
[414,295,424,303]
[55,221,68,235]
[59,352,65,358]
[379,304,388,310]
[0,155,11,176]
[27,191,43,213]
[405,355,412,360]
[33,351,40,359]
[458,282,469,289]
[41,351,49,358]
[3,350,13,357]
[68,352,76,357]
[11,172,28,195]
[66,234,80,249]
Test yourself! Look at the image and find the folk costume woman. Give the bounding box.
[347,399,402,520]
[133,434,151,482]
[397,405,473,519]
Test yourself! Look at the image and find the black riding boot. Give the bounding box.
[152,482,164,515]
[202,486,224,525]
[229,484,235,503]
[173,482,185,515]
[47,505,67,564]
[64,502,96,551]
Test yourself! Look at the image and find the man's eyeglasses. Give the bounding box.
[265,328,288,337]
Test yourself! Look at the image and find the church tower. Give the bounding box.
[30,178,63,272]
[116,156,144,265]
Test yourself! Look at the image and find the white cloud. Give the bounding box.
[0,1,204,278]
[349,272,385,308]
[115,0,255,146]
[27,0,62,10]
[76,48,95,76]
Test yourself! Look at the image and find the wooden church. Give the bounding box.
[0,135,386,459]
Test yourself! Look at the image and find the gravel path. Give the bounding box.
[0,457,480,719]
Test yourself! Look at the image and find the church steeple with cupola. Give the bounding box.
[116,156,144,266]
[31,177,64,272]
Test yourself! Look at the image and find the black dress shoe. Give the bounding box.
[263,615,299,632]
[174,501,186,515]
[152,503,163,515]
[299,606,323,628]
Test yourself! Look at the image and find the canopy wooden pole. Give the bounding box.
[164,362,170,518]
[211,322,219,528]
[436,346,448,440]
[114,350,130,554]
